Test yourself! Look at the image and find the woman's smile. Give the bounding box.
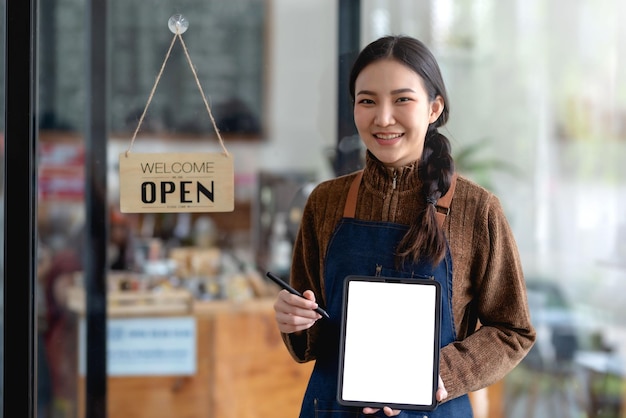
[372,132,405,146]
[373,132,404,140]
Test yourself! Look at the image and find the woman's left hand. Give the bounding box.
[362,375,448,416]
[362,406,401,416]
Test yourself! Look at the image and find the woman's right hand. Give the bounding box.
[273,289,322,334]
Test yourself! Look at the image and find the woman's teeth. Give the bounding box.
[375,133,403,140]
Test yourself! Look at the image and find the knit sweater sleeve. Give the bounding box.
[280,176,350,362]
[440,184,536,400]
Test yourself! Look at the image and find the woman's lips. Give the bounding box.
[373,133,404,144]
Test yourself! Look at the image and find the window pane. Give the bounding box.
[35,0,626,417]
[362,0,626,416]
[37,1,336,417]
[37,0,85,415]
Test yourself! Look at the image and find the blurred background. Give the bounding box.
[1,0,625,417]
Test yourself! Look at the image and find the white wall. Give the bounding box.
[260,0,337,178]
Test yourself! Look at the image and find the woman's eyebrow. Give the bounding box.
[356,88,416,96]
[390,88,416,94]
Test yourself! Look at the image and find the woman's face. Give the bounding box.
[353,58,444,168]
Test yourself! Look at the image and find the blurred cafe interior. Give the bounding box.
[1,0,626,417]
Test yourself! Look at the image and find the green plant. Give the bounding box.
[453,137,522,190]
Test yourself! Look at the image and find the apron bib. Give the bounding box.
[297,184,473,418]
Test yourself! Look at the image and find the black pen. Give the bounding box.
[266,272,330,319]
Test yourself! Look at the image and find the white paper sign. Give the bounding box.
[79,316,196,376]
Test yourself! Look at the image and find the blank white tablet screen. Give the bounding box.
[341,280,437,406]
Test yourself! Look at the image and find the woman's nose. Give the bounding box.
[374,104,395,127]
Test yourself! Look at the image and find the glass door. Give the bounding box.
[32,1,343,418]
[8,1,624,417]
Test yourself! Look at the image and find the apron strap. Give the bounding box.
[343,170,458,228]
[434,173,458,228]
[343,170,363,218]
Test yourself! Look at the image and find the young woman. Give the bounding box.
[273,35,536,417]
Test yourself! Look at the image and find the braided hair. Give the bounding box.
[349,36,455,265]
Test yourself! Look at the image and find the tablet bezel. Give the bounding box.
[336,275,441,411]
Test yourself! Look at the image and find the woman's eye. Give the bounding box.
[358,99,375,105]
[396,97,411,103]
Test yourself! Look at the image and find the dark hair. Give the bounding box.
[349,35,455,266]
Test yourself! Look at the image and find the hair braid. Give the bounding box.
[396,128,455,266]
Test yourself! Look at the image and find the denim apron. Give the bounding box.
[298,176,473,418]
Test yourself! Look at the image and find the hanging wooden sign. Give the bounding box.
[119,15,235,214]
[119,152,234,213]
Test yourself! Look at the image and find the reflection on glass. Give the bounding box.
[361,1,626,417]
[39,0,265,138]
[27,0,626,417]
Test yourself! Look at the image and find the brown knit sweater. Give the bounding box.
[282,154,536,401]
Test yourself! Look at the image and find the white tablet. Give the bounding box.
[337,275,441,411]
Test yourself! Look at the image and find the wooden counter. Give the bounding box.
[196,299,314,418]
[77,298,314,418]
[73,294,502,417]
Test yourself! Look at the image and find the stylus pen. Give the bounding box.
[266,272,330,319]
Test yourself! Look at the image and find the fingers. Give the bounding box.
[275,289,319,315]
[273,289,322,334]
[362,407,401,416]
[300,289,316,302]
[362,376,447,416]
[383,407,401,416]
[436,375,448,402]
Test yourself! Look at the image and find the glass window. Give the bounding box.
[37,1,337,417]
[30,0,626,417]
[361,0,626,417]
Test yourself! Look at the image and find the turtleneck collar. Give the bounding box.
[362,151,423,193]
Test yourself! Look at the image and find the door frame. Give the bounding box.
[3,0,38,416]
[3,0,110,417]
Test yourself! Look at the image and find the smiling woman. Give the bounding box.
[274,35,535,418]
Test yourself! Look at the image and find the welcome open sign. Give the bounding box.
[119,152,234,213]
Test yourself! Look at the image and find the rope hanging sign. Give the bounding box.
[119,14,234,213]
